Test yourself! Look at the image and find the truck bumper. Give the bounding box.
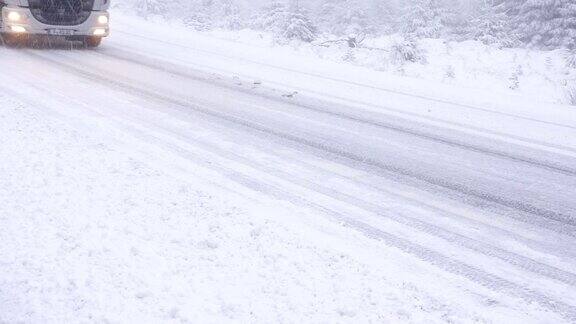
[1,7,109,37]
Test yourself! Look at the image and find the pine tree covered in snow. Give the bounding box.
[441,1,470,40]
[179,0,214,31]
[513,0,576,49]
[315,0,379,38]
[284,3,317,42]
[128,0,576,51]
[370,0,397,34]
[252,1,289,34]
[134,0,168,18]
[400,0,450,38]
[390,36,425,63]
[253,1,316,42]
[470,0,519,47]
[183,11,213,31]
[316,0,340,34]
[558,1,576,49]
[566,50,576,68]
[216,0,242,30]
[180,0,244,31]
[502,0,524,17]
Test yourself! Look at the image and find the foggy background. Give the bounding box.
[125,0,576,50]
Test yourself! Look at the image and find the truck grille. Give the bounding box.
[29,0,94,26]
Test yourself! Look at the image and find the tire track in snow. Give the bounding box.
[109,108,576,288]
[114,30,576,132]
[16,50,576,321]
[96,47,576,177]
[13,50,576,283]
[98,44,576,160]
[27,50,576,230]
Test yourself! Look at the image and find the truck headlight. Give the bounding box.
[97,15,108,24]
[10,26,26,33]
[93,28,106,36]
[7,11,22,22]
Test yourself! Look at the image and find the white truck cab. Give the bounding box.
[0,0,110,47]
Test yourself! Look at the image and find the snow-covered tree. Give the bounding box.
[400,0,450,38]
[284,3,317,42]
[183,12,213,31]
[441,1,471,40]
[181,0,213,31]
[370,0,397,34]
[180,0,245,31]
[216,0,243,30]
[470,0,519,47]
[129,0,575,51]
[134,0,168,18]
[390,35,425,64]
[253,1,316,42]
[513,0,576,49]
[566,50,576,68]
[252,1,289,34]
[316,0,339,33]
[316,0,372,37]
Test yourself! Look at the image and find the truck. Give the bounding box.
[0,0,109,47]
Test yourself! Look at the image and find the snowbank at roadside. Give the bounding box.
[206,29,576,107]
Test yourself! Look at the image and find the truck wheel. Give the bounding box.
[83,36,102,48]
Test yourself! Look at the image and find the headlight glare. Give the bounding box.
[97,15,108,24]
[93,28,106,36]
[7,11,22,22]
[10,25,26,33]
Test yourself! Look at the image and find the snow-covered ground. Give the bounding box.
[1,92,483,323]
[209,29,576,106]
[2,90,554,324]
[1,11,576,323]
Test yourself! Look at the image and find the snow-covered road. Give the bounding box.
[1,15,576,323]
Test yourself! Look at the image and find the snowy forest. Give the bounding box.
[129,0,576,50]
